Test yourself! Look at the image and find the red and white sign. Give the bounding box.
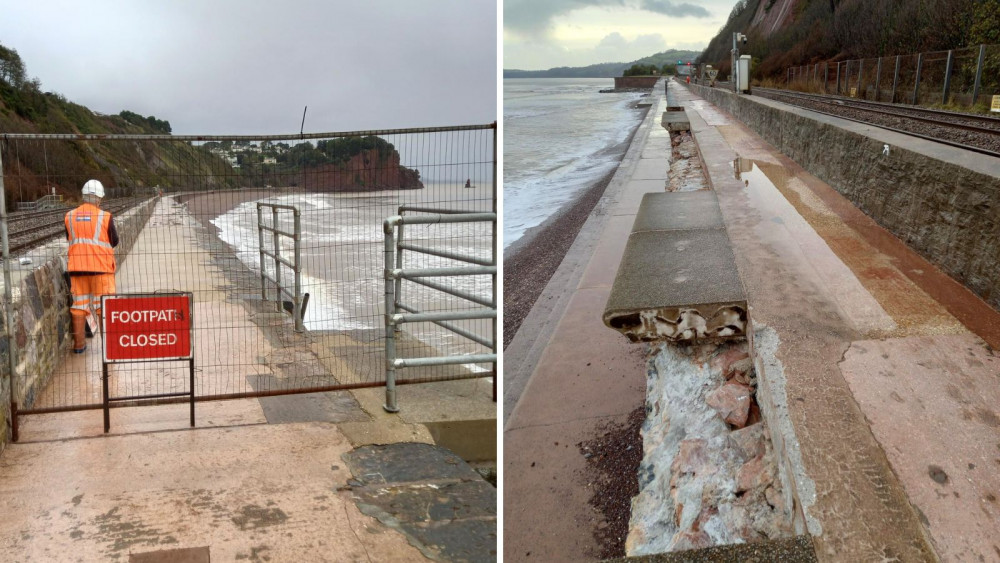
[102,293,193,362]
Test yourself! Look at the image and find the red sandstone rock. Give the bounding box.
[711,348,749,373]
[736,454,774,493]
[746,401,762,426]
[672,439,710,475]
[728,423,765,461]
[726,356,753,379]
[706,382,751,428]
[670,529,712,551]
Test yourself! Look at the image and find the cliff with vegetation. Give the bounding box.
[0,43,239,205]
[286,137,423,191]
[0,42,422,206]
[698,0,1000,78]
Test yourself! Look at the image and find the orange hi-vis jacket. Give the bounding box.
[65,203,116,274]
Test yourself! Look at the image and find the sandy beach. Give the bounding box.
[503,102,650,348]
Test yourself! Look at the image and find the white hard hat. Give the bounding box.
[82,179,105,198]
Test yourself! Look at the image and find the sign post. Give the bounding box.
[101,293,194,433]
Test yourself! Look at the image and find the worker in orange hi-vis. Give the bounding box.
[64,179,119,353]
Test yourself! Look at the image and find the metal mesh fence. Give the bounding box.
[0,124,496,417]
[786,43,1000,111]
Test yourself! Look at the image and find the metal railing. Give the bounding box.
[382,207,497,412]
[785,43,1000,111]
[257,202,304,332]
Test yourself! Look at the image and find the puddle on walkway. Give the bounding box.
[733,157,964,339]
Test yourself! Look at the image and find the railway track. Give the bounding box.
[8,197,150,256]
[751,87,1000,157]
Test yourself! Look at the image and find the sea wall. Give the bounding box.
[687,83,1000,310]
[0,197,158,446]
[615,76,660,89]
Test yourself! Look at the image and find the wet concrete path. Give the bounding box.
[678,81,1000,560]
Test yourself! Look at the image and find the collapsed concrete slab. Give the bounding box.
[662,108,691,132]
[603,191,748,343]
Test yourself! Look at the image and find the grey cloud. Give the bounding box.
[504,0,625,36]
[640,0,711,17]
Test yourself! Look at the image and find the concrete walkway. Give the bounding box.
[505,76,1000,562]
[503,86,669,561]
[676,81,1000,560]
[2,197,496,561]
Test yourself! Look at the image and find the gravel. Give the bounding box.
[577,406,646,560]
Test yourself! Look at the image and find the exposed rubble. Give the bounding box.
[626,341,793,555]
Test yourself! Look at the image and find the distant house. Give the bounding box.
[263,156,277,165]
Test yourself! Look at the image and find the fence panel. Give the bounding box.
[0,124,496,421]
[785,43,1000,112]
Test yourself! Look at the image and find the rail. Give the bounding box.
[257,202,305,332]
[382,209,497,412]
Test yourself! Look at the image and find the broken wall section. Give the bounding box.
[626,341,794,554]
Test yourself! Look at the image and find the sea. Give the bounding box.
[503,78,646,250]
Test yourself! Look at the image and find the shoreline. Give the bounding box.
[503,99,651,348]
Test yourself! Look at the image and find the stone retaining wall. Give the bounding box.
[0,197,158,446]
[688,83,1000,311]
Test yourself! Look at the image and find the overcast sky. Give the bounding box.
[504,0,738,70]
[0,0,497,135]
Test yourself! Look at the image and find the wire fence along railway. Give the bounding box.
[752,88,1000,157]
[0,124,496,429]
[6,197,149,254]
[785,44,1000,113]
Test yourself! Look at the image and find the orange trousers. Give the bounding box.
[69,273,116,318]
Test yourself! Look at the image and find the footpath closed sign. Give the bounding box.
[102,293,193,362]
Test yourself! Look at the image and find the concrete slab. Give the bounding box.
[632,158,671,180]
[613,179,667,216]
[631,191,724,232]
[641,138,672,159]
[0,422,425,561]
[840,335,1000,562]
[662,110,691,132]
[604,230,747,342]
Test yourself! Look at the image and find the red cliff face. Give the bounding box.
[298,148,423,191]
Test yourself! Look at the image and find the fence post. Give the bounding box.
[874,57,882,101]
[257,204,266,301]
[972,44,985,106]
[491,123,498,403]
[824,63,829,94]
[913,52,923,104]
[383,220,399,413]
[292,208,303,332]
[836,62,841,94]
[891,55,900,103]
[857,59,864,98]
[0,143,19,442]
[271,207,281,311]
[942,49,954,105]
[787,67,791,85]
